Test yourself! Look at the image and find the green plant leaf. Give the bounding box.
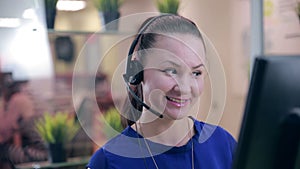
[35,111,79,144]
[93,0,123,12]
[98,108,124,139]
[156,0,180,14]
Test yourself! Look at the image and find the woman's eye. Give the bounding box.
[192,71,202,77]
[163,68,177,75]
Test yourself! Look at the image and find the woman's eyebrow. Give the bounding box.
[192,64,204,69]
[159,61,204,69]
[159,60,180,67]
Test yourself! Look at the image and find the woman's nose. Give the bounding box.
[173,75,195,94]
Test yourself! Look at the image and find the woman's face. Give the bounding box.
[142,34,206,120]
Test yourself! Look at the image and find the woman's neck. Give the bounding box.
[134,117,195,147]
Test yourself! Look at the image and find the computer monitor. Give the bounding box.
[232,55,300,169]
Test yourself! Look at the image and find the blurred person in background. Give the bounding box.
[0,78,48,169]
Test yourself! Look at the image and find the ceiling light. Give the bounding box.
[56,0,86,11]
[22,8,38,20]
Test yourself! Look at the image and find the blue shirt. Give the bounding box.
[87,120,236,169]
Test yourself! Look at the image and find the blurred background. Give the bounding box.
[0,0,300,168]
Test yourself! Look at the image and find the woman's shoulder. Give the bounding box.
[193,120,237,158]
[193,120,237,168]
[87,147,109,169]
[193,120,236,144]
[87,127,142,168]
[96,126,141,155]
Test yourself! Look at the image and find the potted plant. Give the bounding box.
[93,0,123,31]
[44,0,59,29]
[156,0,180,14]
[35,111,79,163]
[99,108,124,139]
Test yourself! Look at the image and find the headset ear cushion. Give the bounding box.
[128,60,144,85]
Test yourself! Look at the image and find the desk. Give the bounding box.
[15,157,90,169]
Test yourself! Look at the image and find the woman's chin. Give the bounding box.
[163,108,190,120]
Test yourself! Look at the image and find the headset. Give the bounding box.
[122,14,175,118]
[123,14,171,85]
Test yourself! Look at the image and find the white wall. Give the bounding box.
[0,0,54,80]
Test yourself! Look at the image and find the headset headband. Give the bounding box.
[123,14,175,84]
[127,14,174,63]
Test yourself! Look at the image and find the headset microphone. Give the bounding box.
[123,75,163,118]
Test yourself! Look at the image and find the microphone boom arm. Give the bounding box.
[123,75,163,118]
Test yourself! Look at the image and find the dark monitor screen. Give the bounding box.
[232,56,300,169]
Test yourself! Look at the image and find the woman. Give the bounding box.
[87,14,236,169]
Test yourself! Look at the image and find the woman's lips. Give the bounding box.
[166,96,189,107]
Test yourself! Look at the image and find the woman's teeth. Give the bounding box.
[166,96,187,103]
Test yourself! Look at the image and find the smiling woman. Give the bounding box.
[141,34,205,121]
[87,14,236,169]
